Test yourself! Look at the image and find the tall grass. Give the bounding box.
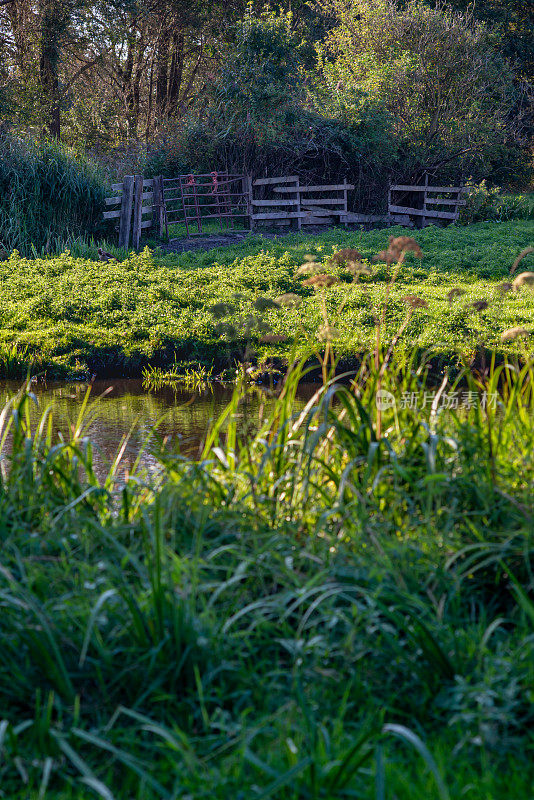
[0,135,106,256]
[0,344,533,798]
[0,233,533,798]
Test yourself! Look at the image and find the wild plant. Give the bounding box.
[0,135,106,256]
[142,360,214,391]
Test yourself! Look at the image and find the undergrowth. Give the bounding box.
[0,136,106,257]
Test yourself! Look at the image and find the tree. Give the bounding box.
[316,0,520,180]
[446,0,534,82]
[1,0,85,138]
[213,9,305,124]
[0,0,244,143]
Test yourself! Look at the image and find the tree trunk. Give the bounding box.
[156,25,170,124]
[167,31,184,111]
[39,0,61,138]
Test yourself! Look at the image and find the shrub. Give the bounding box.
[459,181,534,224]
[316,0,525,186]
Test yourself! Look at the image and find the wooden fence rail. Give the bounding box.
[388,175,466,226]
[251,175,356,228]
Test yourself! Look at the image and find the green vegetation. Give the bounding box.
[0,346,533,798]
[2,0,531,210]
[0,221,532,378]
[459,184,534,224]
[1,0,532,794]
[0,136,106,257]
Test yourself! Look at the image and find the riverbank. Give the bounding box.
[1,357,533,798]
[0,220,532,379]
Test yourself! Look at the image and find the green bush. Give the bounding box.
[0,135,106,256]
[316,0,527,189]
[459,181,534,224]
[145,110,392,210]
[144,2,531,211]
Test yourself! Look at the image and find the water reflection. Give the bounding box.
[0,379,316,478]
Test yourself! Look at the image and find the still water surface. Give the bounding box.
[0,379,315,476]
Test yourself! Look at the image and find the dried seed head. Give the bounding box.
[447,287,467,304]
[500,327,529,342]
[296,262,323,277]
[374,249,390,263]
[302,274,340,289]
[496,282,513,294]
[214,321,237,338]
[346,261,372,276]
[512,272,534,291]
[330,247,363,265]
[317,324,340,342]
[402,294,428,309]
[390,236,422,256]
[511,246,534,276]
[374,236,423,265]
[260,334,288,344]
[471,299,489,312]
[276,293,302,308]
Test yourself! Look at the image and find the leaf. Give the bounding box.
[382,724,450,800]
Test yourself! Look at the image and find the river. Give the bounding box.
[0,378,316,478]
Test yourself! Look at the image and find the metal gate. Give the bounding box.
[160,173,250,237]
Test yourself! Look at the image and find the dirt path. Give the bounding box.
[160,224,380,255]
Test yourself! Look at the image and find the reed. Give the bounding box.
[0,135,106,256]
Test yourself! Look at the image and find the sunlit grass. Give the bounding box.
[0,221,533,378]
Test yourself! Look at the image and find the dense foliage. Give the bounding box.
[0,2,532,796]
[0,350,533,798]
[459,182,534,223]
[0,135,105,255]
[1,0,531,198]
[317,0,521,183]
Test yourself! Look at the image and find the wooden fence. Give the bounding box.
[104,173,250,248]
[104,175,156,249]
[388,176,466,226]
[251,176,357,228]
[104,172,467,249]
[103,173,363,247]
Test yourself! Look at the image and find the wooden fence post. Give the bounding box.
[118,175,134,249]
[159,175,166,238]
[246,176,254,230]
[132,174,144,250]
[152,175,164,238]
[295,176,301,231]
[343,177,348,229]
[422,172,429,228]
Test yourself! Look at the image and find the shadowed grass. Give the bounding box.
[0,347,533,798]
